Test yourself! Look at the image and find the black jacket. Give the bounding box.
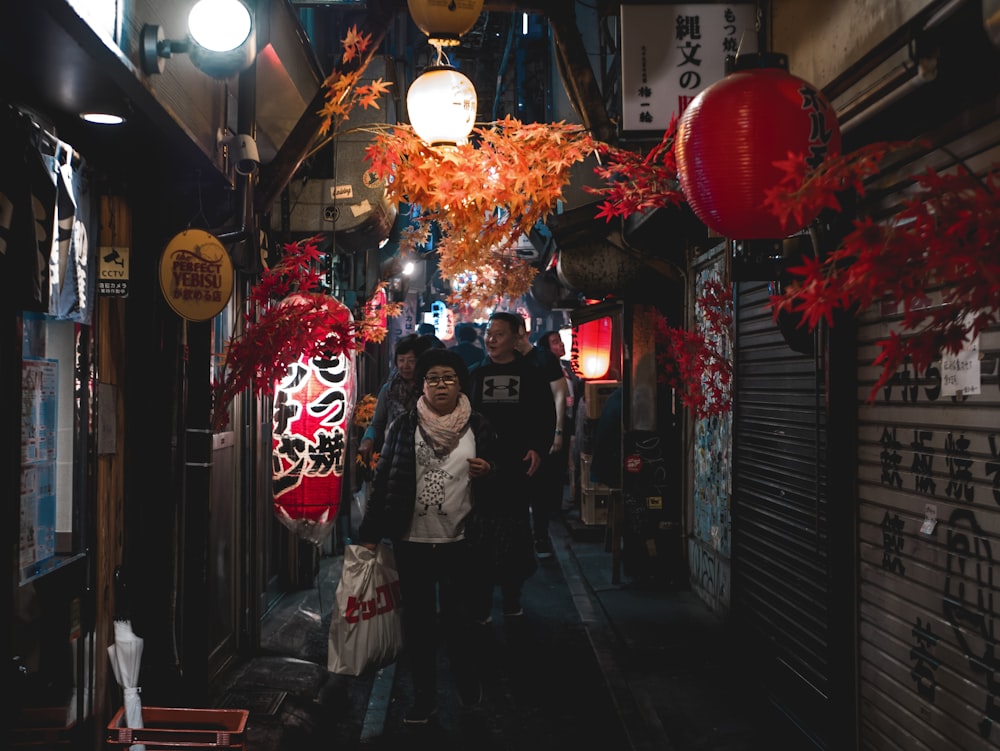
[358,407,498,543]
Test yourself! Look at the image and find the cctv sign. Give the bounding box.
[98,245,131,297]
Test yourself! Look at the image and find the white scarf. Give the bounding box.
[416,393,471,457]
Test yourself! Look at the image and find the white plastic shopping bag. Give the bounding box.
[327,543,403,676]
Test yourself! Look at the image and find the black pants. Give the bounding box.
[531,442,569,539]
[394,540,479,706]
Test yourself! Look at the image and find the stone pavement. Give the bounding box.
[209,508,792,750]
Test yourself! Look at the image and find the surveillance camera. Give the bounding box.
[233,133,259,176]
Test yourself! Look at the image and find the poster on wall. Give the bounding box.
[20,464,56,571]
[20,358,58,572]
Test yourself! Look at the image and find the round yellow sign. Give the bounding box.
[158,229,234,322]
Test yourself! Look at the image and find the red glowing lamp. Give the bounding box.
[272,297,357,544]
[572,316,612,380]
[675,53,841,240]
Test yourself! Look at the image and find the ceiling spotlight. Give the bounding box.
[140,0,255,78]
[80,112,126,125]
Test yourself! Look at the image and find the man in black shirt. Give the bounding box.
[468,312,554,618]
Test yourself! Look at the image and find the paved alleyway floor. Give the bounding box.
[210,513,793,750]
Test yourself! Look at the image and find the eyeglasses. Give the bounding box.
[424,375,458,387]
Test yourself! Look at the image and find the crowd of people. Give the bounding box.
[353,313,579,725]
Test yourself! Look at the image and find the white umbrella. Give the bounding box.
[107,619,145,751]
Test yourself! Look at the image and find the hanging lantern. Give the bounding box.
[407,64,477,147]
[572,316,613,380]
[556,239,644,298]
[675,53,841,240]
[407,0,484,47]
[272,296,356,545]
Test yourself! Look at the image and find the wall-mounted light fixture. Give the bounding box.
[406,46,477,148]
[141,0,256,78]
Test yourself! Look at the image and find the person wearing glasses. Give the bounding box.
[358,348,498,726]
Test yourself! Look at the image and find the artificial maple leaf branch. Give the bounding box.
[655,280,733,419]
[585,115,686,221]
[352,393,378,427]
[768,145,1000,398]
[210,235,397,431]
[210,27,403,432]
[364,116,598,308]
[317,26,393,138]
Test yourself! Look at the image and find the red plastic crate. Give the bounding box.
[105,706,249,749]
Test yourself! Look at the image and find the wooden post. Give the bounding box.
[94,194,129,747]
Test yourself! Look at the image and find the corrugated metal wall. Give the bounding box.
[732,279,835,747]
[856,113,1000,749]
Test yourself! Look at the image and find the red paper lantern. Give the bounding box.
[272,299,356,544]
[675,54,841,240]
[572,316,612,380]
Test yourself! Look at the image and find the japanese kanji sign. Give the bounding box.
[621,4,757,131]
[272,320,356,545]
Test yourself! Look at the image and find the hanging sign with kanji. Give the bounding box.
[620,4,757,131]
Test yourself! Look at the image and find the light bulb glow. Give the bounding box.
[572,316,612,380]
[188,0,252,52]
[81,112,125,125]
[407,66,477,147]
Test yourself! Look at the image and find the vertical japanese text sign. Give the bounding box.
[621,4,757,131]
[272,297,357,545]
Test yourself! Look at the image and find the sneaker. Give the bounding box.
[403,702,437,726]
[534,537,554,559]
[475,615,493,625]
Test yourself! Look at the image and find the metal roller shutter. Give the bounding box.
[855,110,1000,750]
[732,278,834,747]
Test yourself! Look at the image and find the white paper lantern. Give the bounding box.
[406,66,477,147]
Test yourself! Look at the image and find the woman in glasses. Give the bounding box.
[358,348,498,726]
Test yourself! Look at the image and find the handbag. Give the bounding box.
[327,543,403,676]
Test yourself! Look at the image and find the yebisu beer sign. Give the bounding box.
[158,229,234,322]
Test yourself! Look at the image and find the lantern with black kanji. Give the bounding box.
[572,315,613,380]
[272,296,357,544]
[675,53,841,240]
